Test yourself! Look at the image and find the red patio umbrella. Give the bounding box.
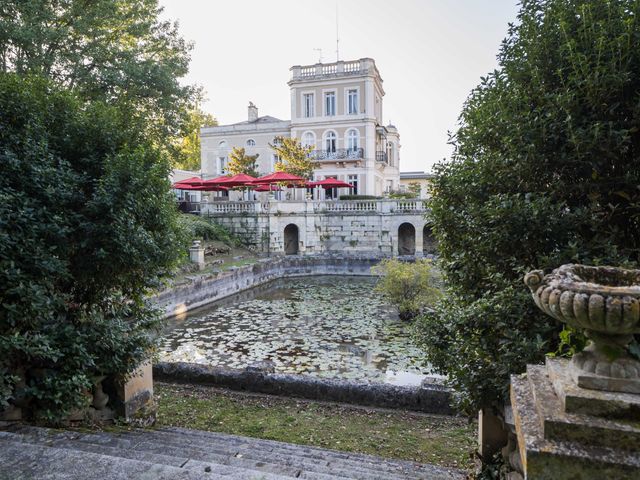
[250,172,305,185]
[254,184,282,192]
[173,183,228,192]
[172,176,205,188]
[212,173,257,188]
[309,178,353,189]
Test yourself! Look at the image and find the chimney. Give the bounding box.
[248,102,258,122]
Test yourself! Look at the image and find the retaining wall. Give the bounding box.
[154,362,453,415]
[154,254,383,318]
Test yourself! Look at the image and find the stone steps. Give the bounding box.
[0,425,465,479]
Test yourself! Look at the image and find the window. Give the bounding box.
[270,154,280,171]
[324,131,337,153]
[302,132,315,148]
[347,129,359,152]
[272,137,283,146]
[246,139,255,147]
[324,91,336,116]
[219,140,227,148]
[303,93,314,117]
[348,174,359,195]
[217,156,228,175]
[347,89,358,114]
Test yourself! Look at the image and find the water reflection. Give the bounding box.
[160,276,433,385]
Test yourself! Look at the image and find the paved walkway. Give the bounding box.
[0,424,466,479]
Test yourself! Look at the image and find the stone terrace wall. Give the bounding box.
[198,199,432,256]
[154,254,382,318]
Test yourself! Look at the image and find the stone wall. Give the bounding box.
[154,254,383,318]
[198,199,433,256]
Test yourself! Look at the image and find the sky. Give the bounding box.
[159,0,520,173]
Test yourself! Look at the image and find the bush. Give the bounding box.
[373,259,442,320]
[339,195,381,200]
[0,74,182,421]
[177,214,240,246]
[422,0,640,413]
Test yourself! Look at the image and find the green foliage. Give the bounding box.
[227,147,259,177]
[407,182,422,198]
[339,195,382,200]
[0,0,197,144]
[177,214,240,246]
[270,137,314,179]
[173,107,217,170]
[373,259,442,321]
[422,0,640,413]
[0,74,182,421]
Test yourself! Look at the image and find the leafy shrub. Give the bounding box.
[339,195,381,200]
[0,74,182,421]
[373,259,442,320]
[177,214,240,246]
[422,0,640,413]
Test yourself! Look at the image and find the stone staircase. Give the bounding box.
[0,424,466,479]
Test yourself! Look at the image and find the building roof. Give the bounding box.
[229,115,285,126]
[400,171,435,180]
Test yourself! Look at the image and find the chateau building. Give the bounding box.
[200,58,400,196]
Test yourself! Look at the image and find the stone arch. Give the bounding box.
[398,222,416,255]
[423,224,437,255]
[284,224,299,255]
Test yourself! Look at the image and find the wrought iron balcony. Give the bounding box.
[310,148,364,161]
[376,151,388,163]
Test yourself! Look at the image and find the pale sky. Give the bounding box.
[159,0,520,173]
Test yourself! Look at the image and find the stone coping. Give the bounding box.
[154,361,454,415]
[153,254,390,318]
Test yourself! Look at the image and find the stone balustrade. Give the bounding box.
[199,199,426,216]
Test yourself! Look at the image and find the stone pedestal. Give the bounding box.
[189,240,205,270]
[112,361,155,426]
[511,358,640,479]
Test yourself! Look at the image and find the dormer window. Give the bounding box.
[246,139,256,147]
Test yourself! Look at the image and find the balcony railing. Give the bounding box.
[310,148,364,161]
[376,151,388,163]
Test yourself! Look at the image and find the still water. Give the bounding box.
[159,276,434,386]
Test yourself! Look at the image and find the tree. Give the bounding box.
[173,107,217,171]
[269,137,315,179]
[372,259,442,321]
[0,73,184,421]
[418,0,640,414]
[407,182,422,198]
[0,0,196,143]
[227,147,259,177]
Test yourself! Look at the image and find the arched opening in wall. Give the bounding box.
[423,225,437,255]
[284,224,299,255]
[398,223,416,255]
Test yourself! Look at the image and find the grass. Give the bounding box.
[155,382,477,470]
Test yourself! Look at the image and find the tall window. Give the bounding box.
[217,156,227,174]
[303,93,314,117]
[347,89,358,114]
[324,131,337,153]
[347,129,359,152]
[348,174,359,195]
[302,132,315,148]
[324,91,336,116]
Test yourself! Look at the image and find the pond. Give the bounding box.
[159,276,436,386]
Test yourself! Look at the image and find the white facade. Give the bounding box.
[200,58,400,196]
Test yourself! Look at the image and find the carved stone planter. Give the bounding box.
[525,264,640,393]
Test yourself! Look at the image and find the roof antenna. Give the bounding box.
[335,4,340,61]
[313,48,323,63]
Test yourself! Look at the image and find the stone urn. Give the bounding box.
[524,264,640,393]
